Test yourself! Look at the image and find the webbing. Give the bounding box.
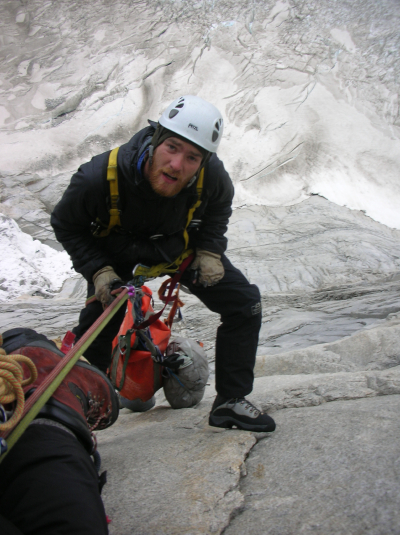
[131,254,193,330]
[95,147,121,237]
[107,147,121,230]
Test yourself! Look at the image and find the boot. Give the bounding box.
[12,342,119,453]
[209,394,276,432]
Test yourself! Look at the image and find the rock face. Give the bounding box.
[224,395,400,535]
[100,402,257,535]
[0,0,399,533]
[254,315,400,377]
[98,316,400,534]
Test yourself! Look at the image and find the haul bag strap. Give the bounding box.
[111,326,161,391]
[119,331,133,390]
[110,344,121,388]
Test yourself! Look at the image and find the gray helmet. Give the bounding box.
[163,337,209,409]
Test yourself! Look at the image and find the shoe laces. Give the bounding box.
[233,398,261,416]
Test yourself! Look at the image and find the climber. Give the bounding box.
[51,95,276,433]
[0,328,118,535]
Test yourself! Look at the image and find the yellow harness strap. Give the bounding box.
[106,147,121,231]
[93,147,121,237]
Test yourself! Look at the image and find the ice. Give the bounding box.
[0,0,399,301]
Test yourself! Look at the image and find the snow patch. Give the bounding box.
[0,215,73,301]
[330,28,357,53]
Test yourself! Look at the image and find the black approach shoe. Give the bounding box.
[209,395,276,432]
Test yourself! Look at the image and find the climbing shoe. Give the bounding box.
[209,395,276,432]
[11,341,119,453]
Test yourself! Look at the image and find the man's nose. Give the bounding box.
[169,153,184,171]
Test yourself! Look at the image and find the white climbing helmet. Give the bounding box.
[159,95,224,153]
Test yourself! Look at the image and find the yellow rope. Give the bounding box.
[0,334,38,432]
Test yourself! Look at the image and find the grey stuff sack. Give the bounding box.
[163,337,209,409]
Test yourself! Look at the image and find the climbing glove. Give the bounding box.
[93,266,122,309]
[190,248,225,287]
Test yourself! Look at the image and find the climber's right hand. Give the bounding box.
[93,266,122,309]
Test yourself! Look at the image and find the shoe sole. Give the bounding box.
[209,415,275,432]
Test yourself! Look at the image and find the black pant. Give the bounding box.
[0,424,108,535]
[73,255,261,399]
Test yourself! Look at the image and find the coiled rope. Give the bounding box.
[0,334,38,432]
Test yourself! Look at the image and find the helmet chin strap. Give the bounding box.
[186,175,198,188]
[148,145,154,166]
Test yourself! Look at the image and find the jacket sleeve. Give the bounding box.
[50,154,116,282]
[194,155,234,255]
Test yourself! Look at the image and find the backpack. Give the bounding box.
[109,286,171,402]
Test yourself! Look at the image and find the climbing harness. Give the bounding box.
[92,146,204,279]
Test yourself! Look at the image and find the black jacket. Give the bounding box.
[51,124,234,282]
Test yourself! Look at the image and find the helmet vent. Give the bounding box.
[212,130,219,142]
[176,103,184,109]
[169,109,179,119]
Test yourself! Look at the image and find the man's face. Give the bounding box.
[144,137,203,197]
